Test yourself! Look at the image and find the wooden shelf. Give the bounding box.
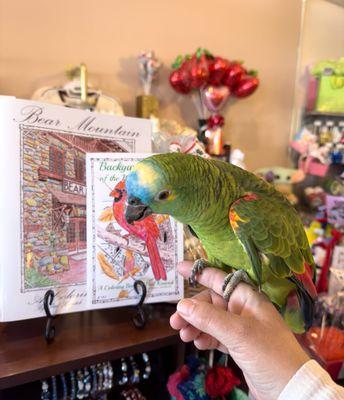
[0,304,180,390]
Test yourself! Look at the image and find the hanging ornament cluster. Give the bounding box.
[169,48,259,156]
[169,48,259,111]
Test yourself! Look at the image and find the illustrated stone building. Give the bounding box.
[22,128,125,287]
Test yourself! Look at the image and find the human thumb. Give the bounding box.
[176,298,241,347]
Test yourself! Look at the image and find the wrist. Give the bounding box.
[276,347,310,396]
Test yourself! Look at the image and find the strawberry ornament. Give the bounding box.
[169,68,191,94]
[232,71,259,98]
[208,56,231,86]
[222,62,246,87]
[169,57,193,94]
[189,53,209,89]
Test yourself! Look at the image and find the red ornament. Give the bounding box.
[169,66,192,94]
[207,114,225,129]
[208,57,230,86]
[205,365,241,398]
[190,54,209,89]
[232,75,259,98]
[222,63,246,87]
[206,115,225,155]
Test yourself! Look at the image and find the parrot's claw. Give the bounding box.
[222,270,253,301]
[189,258,211,287]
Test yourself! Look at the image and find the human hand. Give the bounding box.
[170,262,310,400]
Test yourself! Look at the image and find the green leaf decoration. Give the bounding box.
[203,48,214,58]
[171,55,184,69]
[196,47,203,60]
[247,69,258,77]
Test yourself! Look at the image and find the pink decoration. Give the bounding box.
[299,156,329,177]
[167,365,190,400]
[202,85,230,112]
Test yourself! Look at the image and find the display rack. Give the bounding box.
[303,110,344,124]
[0,304,183,392]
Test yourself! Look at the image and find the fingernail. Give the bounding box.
[177,299,195,316]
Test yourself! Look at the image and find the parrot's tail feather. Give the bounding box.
[287,274,315,331]
[294,262,317,299]
[146,234,167,281]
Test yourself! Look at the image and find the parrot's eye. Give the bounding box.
[156,190,171,201]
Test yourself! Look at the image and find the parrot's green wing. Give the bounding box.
[229,191,314,287]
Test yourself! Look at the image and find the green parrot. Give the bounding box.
[124,153,317,333]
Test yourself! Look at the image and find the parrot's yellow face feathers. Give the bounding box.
[133,163,159,189]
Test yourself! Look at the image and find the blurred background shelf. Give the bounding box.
[0,304,183,390]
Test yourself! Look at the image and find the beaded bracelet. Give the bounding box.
[70,371,76,400]
[51,376,57,400]
[59,373,67,400]
[41,380,50,400]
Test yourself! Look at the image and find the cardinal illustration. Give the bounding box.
[110,180,167,281]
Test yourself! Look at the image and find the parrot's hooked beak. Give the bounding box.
[125,196,153,224]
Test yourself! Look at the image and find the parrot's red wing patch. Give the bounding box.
[231,192,259,207]
[243,192,259,201]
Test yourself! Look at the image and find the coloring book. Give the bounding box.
[86,153,183,309]
[0,97,158,321]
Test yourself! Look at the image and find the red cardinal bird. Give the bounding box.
[110,180,167,281]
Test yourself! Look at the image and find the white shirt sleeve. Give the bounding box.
[278,359,344,400]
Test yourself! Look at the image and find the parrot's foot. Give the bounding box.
[222,270,253,301]
[189,258,212,287]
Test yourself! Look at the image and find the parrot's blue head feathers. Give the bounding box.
[125,169,156,204]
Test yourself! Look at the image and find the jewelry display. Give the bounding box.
[37,353,151,400]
